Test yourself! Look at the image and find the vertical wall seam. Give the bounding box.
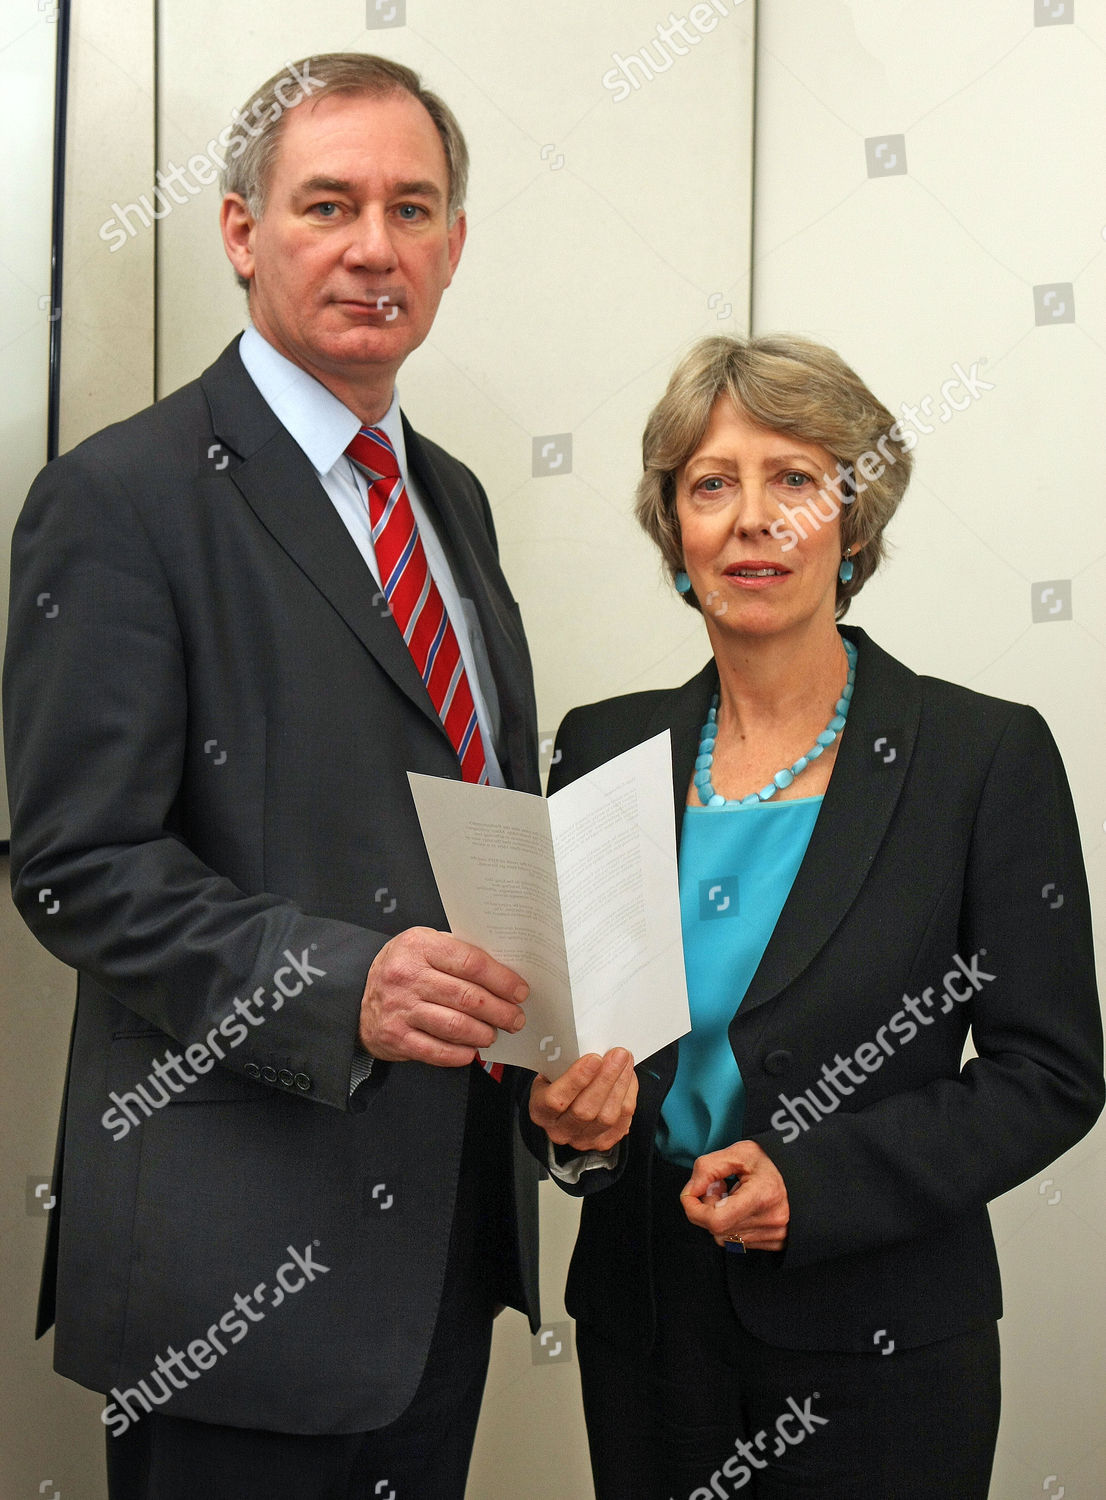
[747,0,759,336]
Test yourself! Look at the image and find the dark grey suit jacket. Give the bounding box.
[4,337,541,1433]
[534,626,1103,1355]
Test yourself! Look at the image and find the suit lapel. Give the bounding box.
[737,625,922,1014]
[199,342,462,753]
[642,659,719,851]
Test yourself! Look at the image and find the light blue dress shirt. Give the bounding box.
[656,797,822,1167]
[237,325,505,787]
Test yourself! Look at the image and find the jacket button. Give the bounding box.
[261,1065,277,1083]
[294,1073,312,1092]
[244,1063,261,1079]
[763,1050,793,1077]
[278,1069,294,1087]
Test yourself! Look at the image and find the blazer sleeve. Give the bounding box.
[4,445,385,1110]
[753,703,1104,1269]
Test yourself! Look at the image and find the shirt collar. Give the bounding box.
[238,324,408,478]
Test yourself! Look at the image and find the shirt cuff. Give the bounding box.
[545,1138,623,1185]
[349,1051,374,1095]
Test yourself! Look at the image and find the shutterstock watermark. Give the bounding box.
[770,950,995,1144]
[602,1,747,102]
[769,359,995,553]
[101,947,326,1140]
[675,1393,828,1497]
[101,1241,330,1438]
[97,59,323,252]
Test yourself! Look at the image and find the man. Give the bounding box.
[5,54,635,1500]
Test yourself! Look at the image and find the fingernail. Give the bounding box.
[514,984,529,1003]
[511,1011,525,1032]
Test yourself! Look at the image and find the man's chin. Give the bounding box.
[314,327,415,371]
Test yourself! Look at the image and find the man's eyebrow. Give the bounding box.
[296,176,354,196]
[391,179,444,202]
[294,176,443,202]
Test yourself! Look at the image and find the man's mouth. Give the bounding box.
[336,293,406,318]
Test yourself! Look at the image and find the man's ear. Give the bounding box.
[445,210,467,285]
[220,194,257,284]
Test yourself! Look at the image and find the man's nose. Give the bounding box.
[344,208,399,271]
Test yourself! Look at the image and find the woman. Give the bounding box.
[525,335,1104,1499]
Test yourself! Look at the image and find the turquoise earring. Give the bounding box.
[675,570,692,594]
[838,549,854,585]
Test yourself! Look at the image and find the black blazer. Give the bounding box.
[539,626,1103,1355]
[4,338,541,1433]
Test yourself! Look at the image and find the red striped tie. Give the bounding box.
[347,426,489,787]
[348,426,503,1082]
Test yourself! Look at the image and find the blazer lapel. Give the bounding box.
[642,659,720,850]
[737,625,922,1015]
[199,342,459,749]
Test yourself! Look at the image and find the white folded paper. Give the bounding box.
[407,731,690,1078]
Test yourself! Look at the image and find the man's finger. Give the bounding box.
[421,932,529,1004]
[413,973,527,1035]
[408,999,501,1052]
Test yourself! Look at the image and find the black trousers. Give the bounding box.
[105,1075,506,1500]
[577,1157,1000,1500]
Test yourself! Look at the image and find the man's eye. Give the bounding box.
[396,203,427,221]
[311,202,340,218]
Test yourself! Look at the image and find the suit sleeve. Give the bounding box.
[4,447,384,1110]
[753,705,1104,1268]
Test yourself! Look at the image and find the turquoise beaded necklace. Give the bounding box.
[694,638,858,809]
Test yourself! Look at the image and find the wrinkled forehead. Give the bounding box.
[270,88,449,194]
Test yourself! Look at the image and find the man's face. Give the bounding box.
[223,88,465,389]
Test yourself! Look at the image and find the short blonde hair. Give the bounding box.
[635,334,913,618]
[221,54,469,292]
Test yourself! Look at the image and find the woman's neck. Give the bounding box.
[709,623,850,738]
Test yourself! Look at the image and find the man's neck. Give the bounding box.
[310,371,396,428]
[248,323,398,428]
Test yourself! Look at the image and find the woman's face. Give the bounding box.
[675,397,848,646]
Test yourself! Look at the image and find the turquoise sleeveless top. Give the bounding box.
[655,797,822,1167]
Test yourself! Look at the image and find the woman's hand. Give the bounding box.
[529,1049,638,1154]
[680,1140,790,1251]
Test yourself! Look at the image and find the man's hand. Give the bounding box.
[359,927,528,1066]
[529,1049,638,1154]
[680,1140,790,1251]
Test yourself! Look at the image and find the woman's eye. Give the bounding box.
[781,471,811,488]
[698,477,725,493]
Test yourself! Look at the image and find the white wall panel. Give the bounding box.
[0,3,58,840]
[753,4,1106,1494]
[2,1,155,1492]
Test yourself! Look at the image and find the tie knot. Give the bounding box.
[347,426,400,482]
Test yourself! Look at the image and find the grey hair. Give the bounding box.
[634,334,913,619]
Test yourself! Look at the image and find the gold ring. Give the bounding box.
[726,1234,744,1246]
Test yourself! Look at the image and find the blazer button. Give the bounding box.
[244,1063,261,1079]
[294,1073,312,1092]
[763,1050,794,1077]
[278,1069,294,1088]
[261,1065,277,1083]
